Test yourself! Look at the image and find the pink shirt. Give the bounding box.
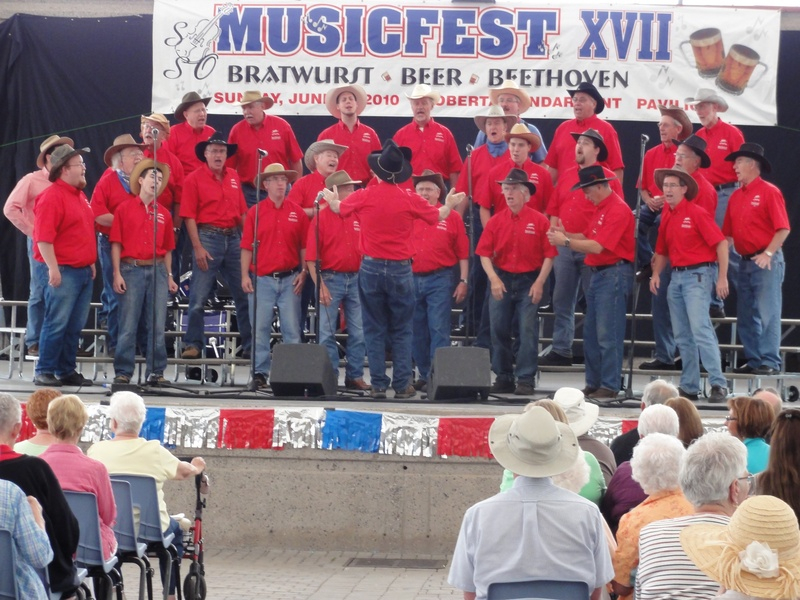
[3,168,52,237]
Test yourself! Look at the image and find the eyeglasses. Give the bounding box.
[737,474,757,495]
[661,182,685,189]
[725,416,737,422]
[66,162,86,170]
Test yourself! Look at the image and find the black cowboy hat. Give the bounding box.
[674,135,711,169]
[174,91,212,122]
[570,164,617,191]
[570,128,608,162]
[367,139,413,184]
[195,137,237,163]
[567,82,605,114]
[497,168,536,195]
[725,142,772,174]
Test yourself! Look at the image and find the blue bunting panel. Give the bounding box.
[322,410,382,453]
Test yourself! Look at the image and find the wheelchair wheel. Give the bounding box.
[183,571,207,600]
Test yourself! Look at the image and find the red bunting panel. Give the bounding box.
[218,409,275,449]
[621,419,638,435]
[437,417,494,458]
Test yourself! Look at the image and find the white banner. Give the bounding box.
[152,1,780,126]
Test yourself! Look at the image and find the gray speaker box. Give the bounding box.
[269,343,338,397]
[428,346,491,401]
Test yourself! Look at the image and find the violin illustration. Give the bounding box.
[173,3,235,63]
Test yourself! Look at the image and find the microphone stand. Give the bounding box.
[464,144,475,346]
[148,129,160,385]
[247,150,267,392]
[313,192,322,346]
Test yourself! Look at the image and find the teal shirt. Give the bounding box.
[743,437,770,474]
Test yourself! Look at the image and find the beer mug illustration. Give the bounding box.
[680,28,725,78]
[715,44,768,95]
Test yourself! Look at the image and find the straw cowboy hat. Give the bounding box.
[325,84,367,118]
[48,145,90,182]
[570,128,609,162]
[325,170,361,190]
[726,142,772,174]
[488,80,532,113]
[304,139,348,172]
[367,139,413,184]
[473,104,517,132]
[103,134,146,168]
[237,90,275,109]
[685,88,729,112]
[496,167,536,196]
[568,82,606,114]
[552,387,599,437]
[174,91,212,122]
[488,406,580,478]
[676,135,712,169]
[570,165,617,191]
[195,137,237,162]
[405,84,441,104]
[411,169,446,201]
[654,167,699,200]
[37,134,74,169]
[254,163,299,188]
[659,104,693,141]
[505,123,542,153]
[140,113,171,136]
[130,159,171,197]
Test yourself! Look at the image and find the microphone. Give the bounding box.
[641,134,649,143]
[152,128,159,140]
[465,144,474,155]
[314,191,325,206]
[257,149,268,157]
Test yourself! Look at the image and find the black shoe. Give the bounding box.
[709,305,726,319]
[755,366,779,376]
[490,380,515,394]
[34,373,62,387]
[581,385,599,396]
[635,264,653,282]
[514,382,535,396]
[678,387,699,401]
[538,352,572,367]
[538,303,552,313]
[59,372,93,386]
[241,350,251,360]
[252,373,268,389]
[638,358,676,370]
[733,363,755,374]
[709,385,729,404]
[76,347,93,358]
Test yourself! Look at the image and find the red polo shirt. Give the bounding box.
[241,199,309,275]
[484,158,553,215]
[305,207,362,273]
[454,144,509,207]
[638,143,678,197]
[544,113,624,174]
[655,199,724,267]
[143,146,184,212]
[547,165,623,234]
[392,119,463,179]
[109,197,175,260]
[90,168,136,236]
[227,115,303,185]
[180,165,247,228]
[689,171,717,216]
[165,122,215,176]
[317,120,382,184]
[695,119,744,186]
[722,177,790,255]
[411,209,469,273]
[583,192,635,267]
[476,205,556,273]
[339,182,440,260]
[286,170,326,210]
[33,179,97,267]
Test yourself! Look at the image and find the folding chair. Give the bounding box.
[110,479,154,600]
[0,528,20,600]
[487,579,591,600]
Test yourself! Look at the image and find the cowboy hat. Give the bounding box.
[505,123,542,153]
[325,170,361,190]
[48,145,90,182]
[474,105,517,133]
[405,84,441,104]
[195,137,237,162]
[685,88,729,112]
[654,167,699,200]
[103,134,146,168]
[130,159,171,197]
[37,135,74,169]
[681,495,800,600]
[254,163,299,188]
[367,139,413,184]
[304,139,348,172]
[489,406,580,478]
[325,84,367,118]
[570,164,617,191]
[658,104,693,141]
[570,128,609,162]
[237,90,275,109]
[488,80,532,113]
[675,135,711,169]
[552,387,599,437]
[725,142,772,174]
[174,91,212,122]
[411,169,446,201]
[568,82,605,114]
[496,168,536,196]
[140,113,171,136]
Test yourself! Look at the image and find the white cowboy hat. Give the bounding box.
[488,80,532,113]
[685,88,729,112]
[304,139,348,172]
[405,84,441,103]
[473,104,517,132]
[325,84,368,118]
[552,387,599,437]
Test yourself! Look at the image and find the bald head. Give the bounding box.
[754,389,782,419]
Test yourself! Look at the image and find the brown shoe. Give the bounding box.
[345,377,371,391]
[581,386,599,396]
[394,385,417,399]
[76,347,93,358]
[181,346,201,359]
[587,387,618,400]
[27,343,39,356]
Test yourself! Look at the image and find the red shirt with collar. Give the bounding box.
[305,206,362,273]
[286,170,327,210]
[227,115,303,185]
[165,122,215,176]
[655,198,724,267]
[583,191,635,267]
[689,171,717,216]
[412,209,469,273]
[109,197,175,260]
[454,144,509,207]
[241,198,309,275]
[180,165,247,228]
[317,120,382,184]
[476,205,556,273]
[544,113,625,174]
[695,118,744,186]
[638,143,678,197]
[547,165,623,234]
[484,158,553,215]
[90,168,136,236]
[722,177,790,255]
[392,119,463,179]
[339,181,440,260]
[33,179,97,267]
[143,146,184,212]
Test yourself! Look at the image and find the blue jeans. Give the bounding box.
[551,245,592,358]
[636,204,662,268]
[713,186,739,307]
[412,270,454,382]
[737,252,784,370]
[488,269,540,385]
[249,273,301,376]
[241,184,267,209]
[652,264,676,363]
[26,237,48,349]
[584,263,633,392]
[318,271,365,380]
[185,229,252,354]
[668,265,726,393]
[114,263,169,379]
[358,257,415,392]
[37,266,93,378]
[97,234,120,350]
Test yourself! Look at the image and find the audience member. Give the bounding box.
[610,379,678,465]
[13,388,61,456]
[757,409,800,522]
[665,396,705,448]
[753,387,783,419]
[726,396,772,474]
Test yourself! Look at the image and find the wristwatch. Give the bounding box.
[564,237,571,248]
[459,279,468,285]
[765,250,774,258]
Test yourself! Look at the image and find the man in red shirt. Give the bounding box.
[180,138,252,361]
[110,159,178,385]
[32,144,97,387]
[411,170,469,392]
[722,144,790,376]
[288,140,347,218]
[305,170,369,391]
[649,168,729,403]
[166,91,215,176]
[322,140,465,399]
[545,82,624,185]
[547,165,634,400]
[91,133,146,356]
[241,163,309,389]
[317,84,381,185]
[392,84,463,186]
[227,90,303,208]
[140,113,184,216]
[477,168,555,395]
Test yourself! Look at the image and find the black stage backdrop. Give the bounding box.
[1,14,799,336]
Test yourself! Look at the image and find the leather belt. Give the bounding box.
[414,267,450,277]
[363,256,412,266]
[265,269,297,279]
[591,260,631,273]
[714,182,738,192]
[673,261,715,272]
[121,258,156,266]
[741,249,767,261]
[198,224,237,236]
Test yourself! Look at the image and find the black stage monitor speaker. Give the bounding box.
[270,344,338,397]
[428,346,491,401]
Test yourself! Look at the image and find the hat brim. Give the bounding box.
[488,88,532,113]
[685,94,729,113]
[304,142,348,172]
[570,132,608,162]
[412,172,446,199]
[488,414,580,478]
[367,147,413,184]
[174,96,212,123]
[326,178,361,190]
[195,141,237,163]
[725,150,772,173]
[654,169,699,200]
[103,142,147,168]
[405,91,441,103]
[570,175,617,191]
[474,114,518,133]
[566,403,599,437]
[497,178,536,196]
[568,87,605,114]
[504,130,542,153]
[130,160,171,197]
[326,85,368,119]
[37,136,74,169]
[237,96,275,109]
[674,139,711,169]
[49,148,90,182]
[659,105,694,141]
[254,169,299,188]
